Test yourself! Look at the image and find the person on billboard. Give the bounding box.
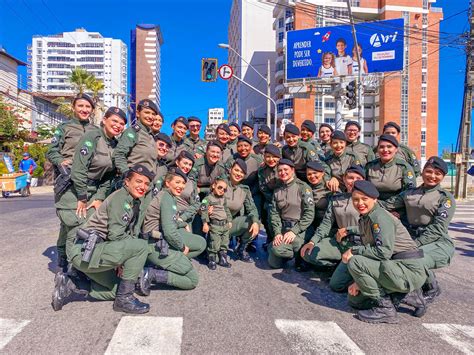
[318,52,338,78]
[351,44,368,75]
[335,38,353,76]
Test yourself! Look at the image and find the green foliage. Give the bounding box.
[27,143,48,178]
[0,96,29,142]
[36,124,56,140]
[52,97,74,118]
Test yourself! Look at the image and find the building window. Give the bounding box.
[422,86,427,98]
[324,101,335,109]
[422,73,427,84]
[285,9,293,18]
[278,32,284,43]
[422,57,427,69]
[277,103,284,113]
[283,98,293,109]
[324,117,335,124]
[278,18,284,28]
[285,22,294,31]
[421,131,426,143]
[421,146,426,157]
[421,101,427,113]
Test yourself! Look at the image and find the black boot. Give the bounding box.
[218,251,231,268]
[51,271,80,311]
[391,289,427,317]
[357,297,399,324]
[295,255,311,272]
[136,268,168,296]
[246,241,257,253]
[237,245,254,263]
[113,280,150,314]
[208,255,217,270]
[423,277,442,304]
[58,256,68,273]
[67,266,90,295]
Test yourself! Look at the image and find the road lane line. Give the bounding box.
[0,319,30,350]
[275,319,364,354]
[423,323,474,354]
[105,316,183,355]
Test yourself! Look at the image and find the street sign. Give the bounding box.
[219,65,233,80]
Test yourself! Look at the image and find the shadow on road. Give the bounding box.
[449,222,474,235]
[43,246,59,274]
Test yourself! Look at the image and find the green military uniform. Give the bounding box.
[366,158,416,201]
[258,164,280,242]
[374,144,421,178]
[201,193,233,258]
[309,180,331,227]
[165,135,189,163]
[142,189,203,290]
[319,141,331,156]
[225,153,263,195]
[69,187,149,301]
[176,177,201,226]
[155,158,168,183]
[324,151,361,187]
[113,121,156,174]
[302,138,324,159]
[184,135,207,157]
[220,145,233,163]
[346,140,375,167]
[189,157,226,197]
[282,140,321,180]
[268,178,315,268]
[46,118,98,265]
[227,138,238,156]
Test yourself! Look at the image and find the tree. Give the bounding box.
[0,95,29,143]
[36,123,56,140]
[52,96,74,118]
[69,67,93,94]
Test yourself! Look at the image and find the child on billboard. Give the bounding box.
[351,44,369,75]
[335,38,353,76]
[318,52,338,78]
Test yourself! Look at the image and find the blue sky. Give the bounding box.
[0,0,469,152]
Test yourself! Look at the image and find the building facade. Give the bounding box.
[205,108,225,141]
[130,24,164,113]
[27,28,128,111]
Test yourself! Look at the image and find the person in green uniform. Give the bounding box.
[150,110,164,135]
[324,130,360,192]
[139,168,202,293]
[381,156,455,304]
[382,121,421,177]
[202,178,233,269]
[300,165,365,290]
[343,180,427,323]
[268,159,315,271]
[366,134,416,200]
[215,123,233,162]
[47,93,98,271]
[52,165,153,314]
[113,99,158,175]
[345,121,375,166]
[184,116,206,159]
[300,120,323,157]
[318,123,333,156]
[166,116,189,162]
[258,144,281,249]
[241,121,256,141]
[227,123,240,155]
[154,133,172,183]
[306,161,332,228]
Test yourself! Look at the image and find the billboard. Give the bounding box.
[286,18,405,80]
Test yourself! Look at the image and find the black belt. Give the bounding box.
[392,249,424,260]
[86,178,100,186]
[210,219,228,226]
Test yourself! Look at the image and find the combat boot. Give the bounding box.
[218,251,231,268]
[58,256,68,273]
[208,255,217,270]
[246,241,257,253]
[402,289,427,317]
[237,247,254,263]
[51,271,79,311]
[423,276,442,304]
[357,297,399,324]
[136,268,168,296]
[113,280,150,314]
[295,255,311,272]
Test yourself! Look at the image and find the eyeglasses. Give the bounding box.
[216,186,227,192]
[189,124,201,129]
[157,142,170,149]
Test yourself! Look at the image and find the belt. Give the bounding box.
[210,219,228,226]
[392,249,424,260]
[86,178,100,186]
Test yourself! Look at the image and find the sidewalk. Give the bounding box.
[31,185,54,194]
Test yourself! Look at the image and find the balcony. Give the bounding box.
[276,55,284,65]
[276,39,285,50]
[275,69,284,80]
[275,83,285,95]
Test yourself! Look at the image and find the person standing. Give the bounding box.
[18,152,37,195]
[318,123,334,156]
[253,125,273,155]
[306,161,332,228]
[215,123,233,162]
[344,121,375,167]
[300,120,323,157]
[184,116,206,159]
[227,122,241,155]
[150,110,164,134]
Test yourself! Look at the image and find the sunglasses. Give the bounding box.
[157,142,170,149]
[216,185,227,192]
[189,124,201,129]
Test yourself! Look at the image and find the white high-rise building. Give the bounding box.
[28,28,127,111]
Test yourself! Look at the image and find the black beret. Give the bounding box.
[319,123,334,132]
[154,133,172,147]
[242,121,254,130]
[383,121,401,133]
[346,164,366,179]
[378,134,399,148]
[279,159,295,168]
[187,116,201,124]
[167,167,188,182]
[137,99,158,114]
[306,161,325,172]
[353,180,379,199]
[258,124,271,136]
[216,123,231,135]
[264,144,281,158]
[345,120,361,131]
[105,106,127,123]
[284,124,300,135]
[301,120,317,133]
[177,150,195,164]
[73,93,95,109]
[237,135,252,146]
[128,164,155,181]
[173,116,189,128]
[229,122,241,132]
[233,158,247,174]
[207,140,224,151]
[331,130,347,141]
[425,156,448,175]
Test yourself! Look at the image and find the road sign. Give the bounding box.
[219,65,233,80]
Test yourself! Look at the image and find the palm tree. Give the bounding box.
[52,96,74,118]
[69,67,93,94]
[86,76,105,120]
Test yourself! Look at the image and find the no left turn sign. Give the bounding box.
[219,65,233,80]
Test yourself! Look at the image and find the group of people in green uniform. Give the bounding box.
[48,93,456,324]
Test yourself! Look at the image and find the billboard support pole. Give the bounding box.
[334,84,343,130]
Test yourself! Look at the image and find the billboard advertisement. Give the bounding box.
[286,18,405,80]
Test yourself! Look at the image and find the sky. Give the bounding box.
[0,0,470,152]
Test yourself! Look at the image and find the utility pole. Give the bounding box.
[267,59,271,129]
[235,97,239,124]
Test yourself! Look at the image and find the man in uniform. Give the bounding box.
[47,93,98,271]
[184,116,206,159]
[52,165,153,314]
[344,121,375,166]
[113,99,158,175]
[166,116,190,162]
[300,120,323,157]
[253,124,273,155]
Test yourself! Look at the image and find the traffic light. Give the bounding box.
[201,58,218,82]
[345,80,357,110]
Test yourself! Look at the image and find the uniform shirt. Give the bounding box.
[366,157,416,201]
[224,182,259,224]
[382,185,455,247]
[282,140,320,179]
[113,121,156,174]
[270,178,314,236]
[201,193,232,223]
[155,159,168,182]
[352,204,418,260]
[310,180,331,225]
[302,138,324,158]
[46,118,97,167]
[346,140,375,167]
[184,135,207,157]
[220,145,233,163]
[225,153,263,194]
[324,150,361,186]
[258,165,280,203]
[253,142,269,156]
[166,135,189,163]
[319,141,332,156]
[188,157,226,196]
[335,55,353,76]
[227,139,238,156]
[374,144,421,178]
[176,178,201,224]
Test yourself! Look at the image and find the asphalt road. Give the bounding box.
[1,192,473,354]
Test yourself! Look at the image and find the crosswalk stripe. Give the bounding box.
[423,323,474,354]
[275,319,364,354]
[104,316,183,355]
[0,319,30,350]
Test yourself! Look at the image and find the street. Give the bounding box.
[0,190,473,354]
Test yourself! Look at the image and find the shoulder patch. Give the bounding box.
[80,146,89,156]
[51,136,58,144]
[444,199,452,209]
[133,124,141,132]
[84,140,93,147]
[54,129,60,135]
[122,213,130,223]
[373,223,381,234]
[407,171,414,179]
[124,202,131,211]
[127,132,135,139]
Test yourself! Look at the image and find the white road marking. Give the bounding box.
[275,319,364,354]
[0,318,30,350]
[423,323,474,354]
[105,316,183,355]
